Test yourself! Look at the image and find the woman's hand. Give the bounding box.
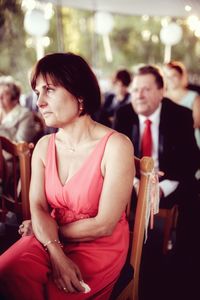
[48,245,85,294]
[18,220,33,236]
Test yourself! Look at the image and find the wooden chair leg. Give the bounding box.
[172,205,178,230]
[162,210,174,254]
[162,205,179,255]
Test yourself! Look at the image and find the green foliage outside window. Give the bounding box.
[0,2,200,93]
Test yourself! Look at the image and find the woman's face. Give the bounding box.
[0,85,17,113]
[34,74,81,128]
[164,68,183,90]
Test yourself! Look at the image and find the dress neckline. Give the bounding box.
[53,131,114,187]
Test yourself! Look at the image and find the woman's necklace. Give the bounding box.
[67,146,76,152]
[62,121,96,153]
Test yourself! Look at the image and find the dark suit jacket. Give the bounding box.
[96,92,131,127]
[114,98,199,208]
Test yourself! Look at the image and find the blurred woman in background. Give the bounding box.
[0,76,37,143]
[163,60,200,148]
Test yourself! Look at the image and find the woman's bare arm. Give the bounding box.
[29,136,59,244]
[29,136,85,293]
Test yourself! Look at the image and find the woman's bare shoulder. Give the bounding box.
[35,134,52,148]
[101,130,135,177]
[109,131,134,153]
[95,122,133,150]
[32,134,53,161]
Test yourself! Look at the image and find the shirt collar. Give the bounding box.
[138,103,161,126]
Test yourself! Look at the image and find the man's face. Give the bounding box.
[130,74,164,117]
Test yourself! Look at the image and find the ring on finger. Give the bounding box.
[63,287,67,291]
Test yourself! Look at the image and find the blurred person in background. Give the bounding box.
[163,60,200,149]
[0,76,39,212]
[0,76,37,143]
[97,69,132,127]
[114,64,200,299]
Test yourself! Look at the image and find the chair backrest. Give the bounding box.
[130,156,154,299]
[0,136,32,222]
[32,112,45,144]
[110,156,154,300]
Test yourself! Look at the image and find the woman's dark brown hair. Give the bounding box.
[30,52,101,116]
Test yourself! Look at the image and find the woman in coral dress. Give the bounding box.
[0,52,135,300]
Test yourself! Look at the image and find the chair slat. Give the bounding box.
[0,136,31,222]
[110,156,154,300]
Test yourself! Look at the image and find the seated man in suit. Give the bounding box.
[114,65,199,298]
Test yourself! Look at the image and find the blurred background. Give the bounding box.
[1,0,200,94]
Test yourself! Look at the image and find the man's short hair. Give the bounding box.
[134,65,164,89]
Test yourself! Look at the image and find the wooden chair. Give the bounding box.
[110,156,154,300]
[0,136,32,223]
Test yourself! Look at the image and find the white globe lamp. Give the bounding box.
[94,11,114,62]
[24,9,50,59]
[160,22,183,62]
[94,11,114,36]
[24,9,50,37]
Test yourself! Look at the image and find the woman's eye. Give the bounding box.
[47,88,54,93]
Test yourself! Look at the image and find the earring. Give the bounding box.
[78,99,84,112]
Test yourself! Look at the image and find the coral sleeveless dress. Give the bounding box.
[0,131,129,300]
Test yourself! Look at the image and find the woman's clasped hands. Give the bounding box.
[18,220,90,294]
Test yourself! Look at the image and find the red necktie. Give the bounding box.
[141,119,152,156]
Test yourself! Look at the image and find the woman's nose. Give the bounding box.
[36,94,46,108]
[0,93,5,100]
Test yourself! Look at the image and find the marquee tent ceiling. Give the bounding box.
[41,0,200,18]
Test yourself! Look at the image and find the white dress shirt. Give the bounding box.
[137,104,179,197]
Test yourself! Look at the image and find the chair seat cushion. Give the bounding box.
[110,262,134,299]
